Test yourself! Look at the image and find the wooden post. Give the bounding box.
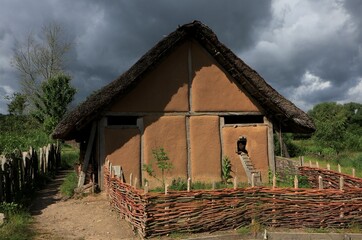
[251,173,255,187]
[309,160,312,167]
[78,122,97,188]
[318,176,323,189]
[0,157,4,202]
[233,176,237,190]
[338,164,341,173]
[272,174,277,189]
[144,182,148,194]
[134,177,137,188]
[339,176,344,191]
[294,175,298,189]
[187,178,191,192]
[352,168,355,178]
[212,181,215,190]
[164,184,168,195]
[316,161,319,168]
[129,173,133,186]
[327,164,330,170]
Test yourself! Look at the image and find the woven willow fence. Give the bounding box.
[299,166,362,189]
[104,166,362,238]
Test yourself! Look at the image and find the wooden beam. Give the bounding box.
[78,122,97,188]
[98,117,106,190]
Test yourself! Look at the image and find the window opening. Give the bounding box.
[224,115,264,124]
[107,116,138,126]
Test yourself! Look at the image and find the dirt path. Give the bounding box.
[30,170,137,240]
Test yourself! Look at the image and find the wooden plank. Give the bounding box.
[78,122,97,187]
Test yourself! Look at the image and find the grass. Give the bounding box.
[60,172,78,197]
[61,143,79,169]
[0,204,34,240]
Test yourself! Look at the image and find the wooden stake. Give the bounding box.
[187,178,191,192]
[212,181,215,190]
[130,173,133,186]
[318,176,323,189]
[327,164,330,170]
[316,161,319,168]
[338,164,341,173]
[233,176,237,190]
[352,168,355,178]
[272,174,277,189]
[251,173,255,187]
[134,177,138,188]
[144,182,148,194]
[294,175,298,189]
[309,160,312,167]
[165,184,168,195]
[339,176,344,191]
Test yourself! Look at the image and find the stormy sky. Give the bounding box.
[1,0,362,114]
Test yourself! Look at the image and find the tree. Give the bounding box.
[308,102,348,154]
[33,74,76,134]
[6,93,27,115]
[12,22,72,102]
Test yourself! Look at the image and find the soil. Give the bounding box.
[30,170,138,240]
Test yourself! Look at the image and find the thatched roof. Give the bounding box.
[53,21,315,140]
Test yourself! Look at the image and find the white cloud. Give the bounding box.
[341,78,362,103]
[288,70,331,110]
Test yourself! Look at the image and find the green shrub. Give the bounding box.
[221,156,233,184]
[60,172,78,197]
[169,178,187,191]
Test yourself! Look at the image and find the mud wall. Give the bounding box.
[109,42,189,112]
[222,125,269,182]
[143,116,188,187]
[104,128,141,186]
[190,116,221,182]
[191,41,260,112]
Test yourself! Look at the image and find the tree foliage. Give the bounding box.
[6,93,27,115]
[308,102,362,154]
[33,74,76,134]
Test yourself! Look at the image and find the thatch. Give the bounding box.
[53,20,315,140]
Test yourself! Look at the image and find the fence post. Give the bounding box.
[129,173,133,186]
[339,176,344,191]
[338,164,341,173]
[294,175,298,189]
[272,174,277,189]
[327,163,330,170]
[352,168,355,178]
[318,176,323,189]
[134,177,137,188]
[309,160,312,167]
[251,173,255,187]
[233,176,237,190]
[144,182,148,194]
[0,160,3,202]
[187,178,191,192]
[164,184,168,195]
[316,161,319,168]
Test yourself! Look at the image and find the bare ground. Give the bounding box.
[30,170,138,240]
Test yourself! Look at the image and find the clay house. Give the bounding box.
[52,21,315,189]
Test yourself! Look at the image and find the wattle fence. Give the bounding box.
[0,143,61,202]
[104,164,362,239]
[299,166,362,189]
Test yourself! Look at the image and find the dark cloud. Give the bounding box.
[0,0,361,113]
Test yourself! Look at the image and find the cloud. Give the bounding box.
[241,0,362,110]
[0,0,361,114]
[287,71,331,110]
